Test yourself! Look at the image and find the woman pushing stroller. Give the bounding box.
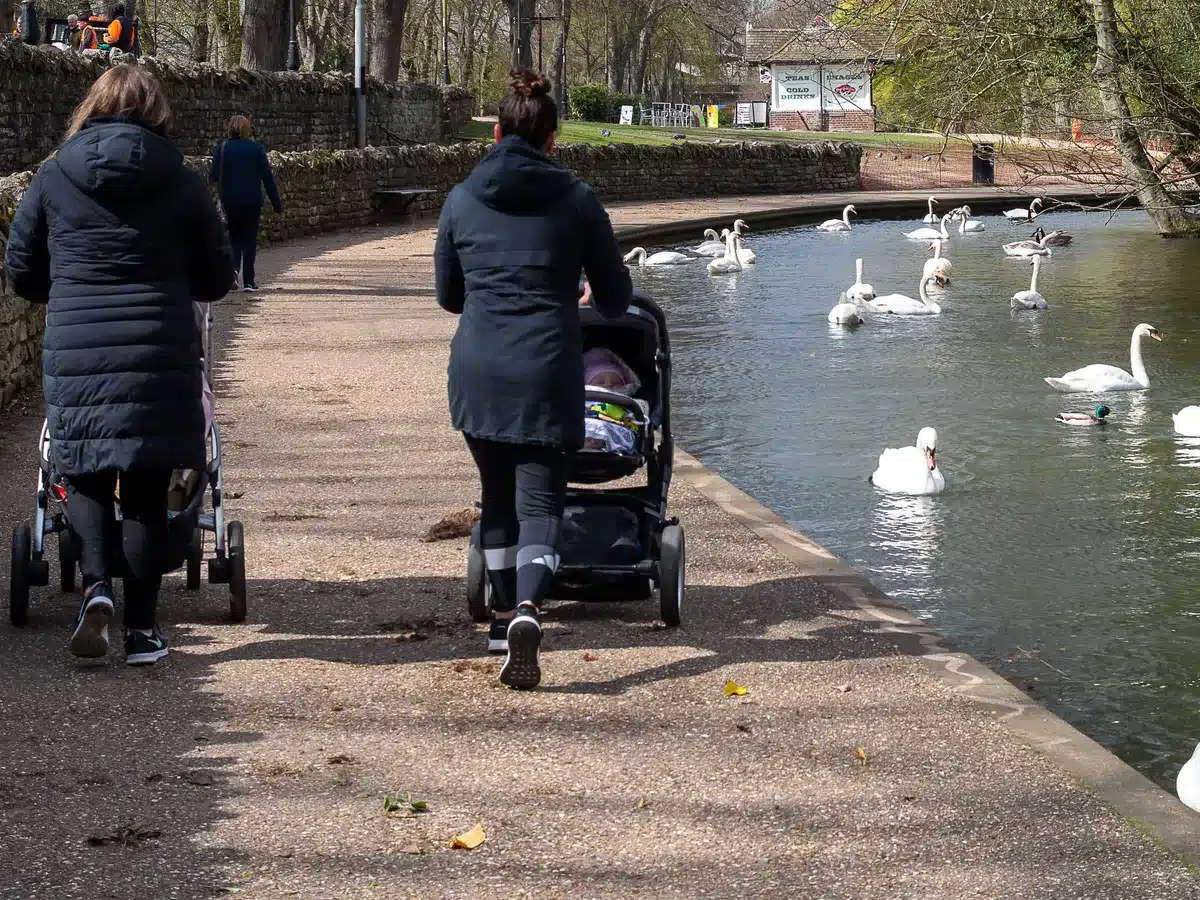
[435,68,632,689]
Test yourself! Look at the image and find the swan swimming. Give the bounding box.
[870,427,946,496]
[1003,197,1043,220]
[1044,323,1162,393]
[955,205,985,233]
[1177,743,1200,812]
[1173,407,1200,436]
[828,294,864,326]
[903,213,952,241]
[706,231,743,275]
[624,247,693,266]
[867,273,942,316]
[922,240,952,285]
[922,196,939,224]
[846,258,876,302]
[1031,225,1073,247]
[1003,231,1060,258]
[694,229,725,256]
[1011,255,1047,309]
[817,205,856,232]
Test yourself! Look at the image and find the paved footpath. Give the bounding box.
[0,191,1197,899]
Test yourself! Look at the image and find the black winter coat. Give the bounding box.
[435,136,632,450]
[4,117,234,476]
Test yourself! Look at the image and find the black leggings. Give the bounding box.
[466,437,567,613]
[226,205,261,286]
[67,469,172,630]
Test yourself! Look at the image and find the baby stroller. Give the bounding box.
[9,304,248,626]
[465,290,685,626]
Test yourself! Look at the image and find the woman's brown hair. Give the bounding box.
[66,65,173,139]
[227,115,253,140]
[498,69,557,150]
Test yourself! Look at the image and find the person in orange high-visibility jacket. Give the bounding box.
[102,3,132,50]
[79,14,104,50]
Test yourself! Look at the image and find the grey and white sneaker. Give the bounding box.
[125,626,169,666]
[69,583,114,658]
[487,616,509,655]
[499,604,541,690]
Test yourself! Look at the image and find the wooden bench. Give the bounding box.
[372,187,437,222]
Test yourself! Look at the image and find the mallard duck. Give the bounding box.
[1055,406,1110,426]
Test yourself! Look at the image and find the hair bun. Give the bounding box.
[510,68,552,99]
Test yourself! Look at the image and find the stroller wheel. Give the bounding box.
[227,521,247,622]
[466,537,492,623]
[58,530,77,593]
[659,524,685,628]
[10,524,32,627]
[186,528,203,591]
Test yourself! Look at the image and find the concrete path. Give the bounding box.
[0,192,1196,899]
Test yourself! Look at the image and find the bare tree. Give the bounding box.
[369,0,408,79]
[241,0,289,68]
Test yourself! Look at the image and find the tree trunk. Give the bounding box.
[1091,0,1197,234]
[368,0,408,81]
[554,0,571,113]
[241,0,289,69]
[507,0,534,69]
[191,19,208,62]
[633,23,651,96]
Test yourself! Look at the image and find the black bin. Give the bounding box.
[972,142,995,184]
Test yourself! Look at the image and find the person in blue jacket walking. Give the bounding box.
[435,69,632,690]
[210,115,282,292]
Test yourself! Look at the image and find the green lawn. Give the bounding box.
[456,118,961,150]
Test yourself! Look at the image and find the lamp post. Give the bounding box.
[354,0,366,147]
[441,0,450,84]
[286,0,300,71]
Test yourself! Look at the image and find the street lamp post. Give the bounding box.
[441,0,450,84]
[354,0,366,147]
[286,0,300,71]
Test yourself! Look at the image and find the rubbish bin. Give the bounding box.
[972,142,995,185]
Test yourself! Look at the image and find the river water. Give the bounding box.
[631,209,1200,789]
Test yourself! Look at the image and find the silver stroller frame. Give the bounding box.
[9,303,247,626]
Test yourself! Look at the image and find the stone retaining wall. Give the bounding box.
[0,42,473,174]
[0,139,860,410]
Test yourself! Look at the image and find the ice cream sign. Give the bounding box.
[822,68,871,109]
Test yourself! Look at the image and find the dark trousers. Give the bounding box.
[465,437,568,613]
[226,205,262,286]
[67,469,172,630]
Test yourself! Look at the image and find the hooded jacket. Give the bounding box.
[435,135,632,449]
[4,117,233,476]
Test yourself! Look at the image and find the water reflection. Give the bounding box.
[869,494,943,613]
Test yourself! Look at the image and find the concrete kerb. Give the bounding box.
[606,191,1200,867]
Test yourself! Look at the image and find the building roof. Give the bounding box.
[743,26,898,65]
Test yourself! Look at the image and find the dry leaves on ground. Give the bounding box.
[724,680,748,697]
[420,508,480,542]
[450,825,487,850]
[856,747,869,766]
[87,824,162,848]
[384,793,430,819]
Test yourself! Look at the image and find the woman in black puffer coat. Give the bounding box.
[435,69,632,690]
[4,65,233,666]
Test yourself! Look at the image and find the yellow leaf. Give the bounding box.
[633,798,649,810]
[856,746,868,766]
[450,824,486,850]
[724,680,747,697]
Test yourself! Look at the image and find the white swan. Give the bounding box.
[903,213,951,241]
[828,294,863,326]
[732,218,751,235]
[867,273,942,316]
[870,427,946,496]
[1011,255,1047,309]
[1177,743,1200,812]
[1173,407,1200,437]
[1003,231,1060,258]
[845,258,876,302]
[706,230,743,276]
[694,229,725,256]
[922,240,952,285]
[727,219,757,264]
[1003,197,1043,220]
[1044,323,1162,393]
[956,205,985,233]
[922,196,939,224]
[624,247,693,266]
[817,205,856,232]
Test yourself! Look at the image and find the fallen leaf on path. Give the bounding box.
[735,723,753,733]
[838,683,853,693]
[395,631,427,643]
[856,747,869,766]
[633,798,650,811]
[400,844,424,855]
[145,773,163,783]
[184,770,215,786]
[331,704,345,712]
[327,754,354,765]
[420,508,480,543]
[384,793,430,819]
[450,825,486,849]
[583,652,599,662]
[87,823,162,848]
[724,680,748,697]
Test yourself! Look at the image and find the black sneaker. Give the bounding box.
[125,626,169,666]
[69,583,114,658]
[487,616,509,655]
[499,604,541,690]
[243,282,260,293]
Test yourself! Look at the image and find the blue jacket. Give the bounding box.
[209,138,282,213]
[435,135,632,449]
[4,117,233,476]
